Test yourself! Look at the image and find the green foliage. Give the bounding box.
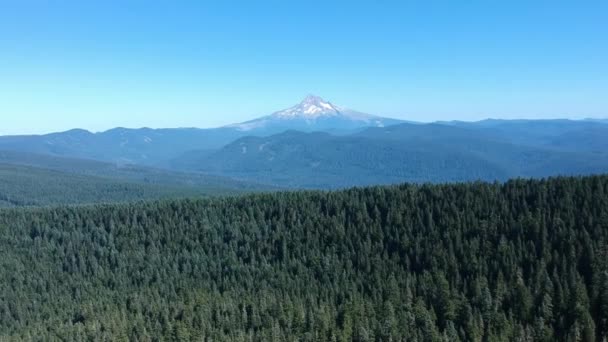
[1,175,607,340]
[189,124,608,188]
[0,163,193,207]
[0,161,273,207]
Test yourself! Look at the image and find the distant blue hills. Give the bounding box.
[1,95,607,189]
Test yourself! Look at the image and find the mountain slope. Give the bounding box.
[355,123,608,176]
[0,163,202,207]
[178,123,608,188]
[0,127,245,166]
[0,95,403,165]
[229,95,402,133]
[441,119,608,149]
[0,150,274,199]
[181,129,511,188]
[3,99,606,189]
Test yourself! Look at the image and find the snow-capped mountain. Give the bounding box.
[273,95,342,119]
[230,95,402,133]
[0,95,404,166]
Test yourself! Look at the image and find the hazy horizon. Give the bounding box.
[2,1,607,135]
[1,101,607,137]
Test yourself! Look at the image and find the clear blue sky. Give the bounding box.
[1,1,607,134]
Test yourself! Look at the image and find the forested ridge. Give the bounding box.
[0,152,272,208]
[0,163,203,207]
[176,123,608,188]
[1,176,608,341]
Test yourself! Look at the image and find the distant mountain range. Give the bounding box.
[1,95,607,190]
[0,95,402,165]
[174,122,608,188]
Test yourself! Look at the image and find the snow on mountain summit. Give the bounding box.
[228,95,401,132]
[272,95,342,119]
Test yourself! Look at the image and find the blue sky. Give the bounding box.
[1,1,607,134]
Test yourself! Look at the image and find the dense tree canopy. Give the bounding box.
[1,175,608,341]
[0,163,269,208]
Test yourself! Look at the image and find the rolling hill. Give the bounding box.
[1,97,607,190]
[174,123,608,188]
[0,150,268,192]
[0,163,199,207]
[0,127,244,166]
[0,151,274,206]
[0,96,401,165]
[441,119,608,150]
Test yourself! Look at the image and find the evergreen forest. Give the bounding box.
[1,175,608,341]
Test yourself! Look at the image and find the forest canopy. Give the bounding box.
[1,175,608,341]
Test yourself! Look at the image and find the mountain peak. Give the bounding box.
[273,95,340,119]
[228,95,399,132]
[300,94,326,105]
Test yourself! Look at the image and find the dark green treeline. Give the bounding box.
[1,176,608,341]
